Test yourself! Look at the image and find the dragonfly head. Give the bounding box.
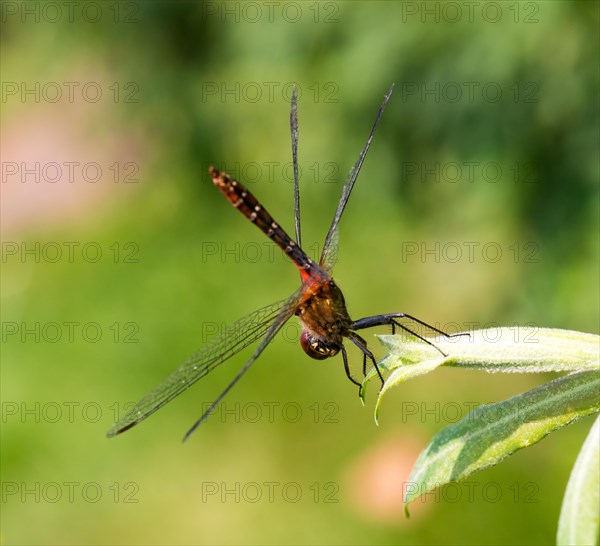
[300,330,340,360]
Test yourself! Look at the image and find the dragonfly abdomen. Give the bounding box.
[210,167,322,279]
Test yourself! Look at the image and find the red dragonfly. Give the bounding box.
[108,84,458,441]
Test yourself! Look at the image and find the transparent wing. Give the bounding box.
[182,295,298,441]
[107,289,302,437]
[320,84,394,268]
[290,86,301,248]
[320,228,339,273]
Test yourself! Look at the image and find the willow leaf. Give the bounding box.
[404,371,600,506]
[367,328,598,423]
[557,414,600,546]
[378,327,599,375]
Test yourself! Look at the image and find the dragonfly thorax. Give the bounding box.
[295,278,351,360]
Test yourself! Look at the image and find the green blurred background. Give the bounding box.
[1,1,598,544]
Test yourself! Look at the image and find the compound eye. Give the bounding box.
[300,330,338,360]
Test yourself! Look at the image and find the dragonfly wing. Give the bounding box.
[320,84,394,267]
[182,294,298,441]
[107,290,301,437]
[290,86,301,248]
[320,227,338,272]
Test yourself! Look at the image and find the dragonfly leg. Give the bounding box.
[341,345,362,388]
[347,332,384,387]
[351,313,469,358]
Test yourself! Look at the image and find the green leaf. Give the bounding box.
[367,357,444,424]
[404,370,600,506]
[366,328,599,420]
[380,327,600,374]
[557,415,600,546]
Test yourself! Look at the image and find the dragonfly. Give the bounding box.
[107,84,461,441]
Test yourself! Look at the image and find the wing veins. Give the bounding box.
[182,297,298,440]
[320,84,394,266]
[291,86,301,248]
[107,291,301,436]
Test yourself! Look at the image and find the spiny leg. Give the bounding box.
[341,345,361,388]
[351,313,469,358]
[347,332,385,387]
